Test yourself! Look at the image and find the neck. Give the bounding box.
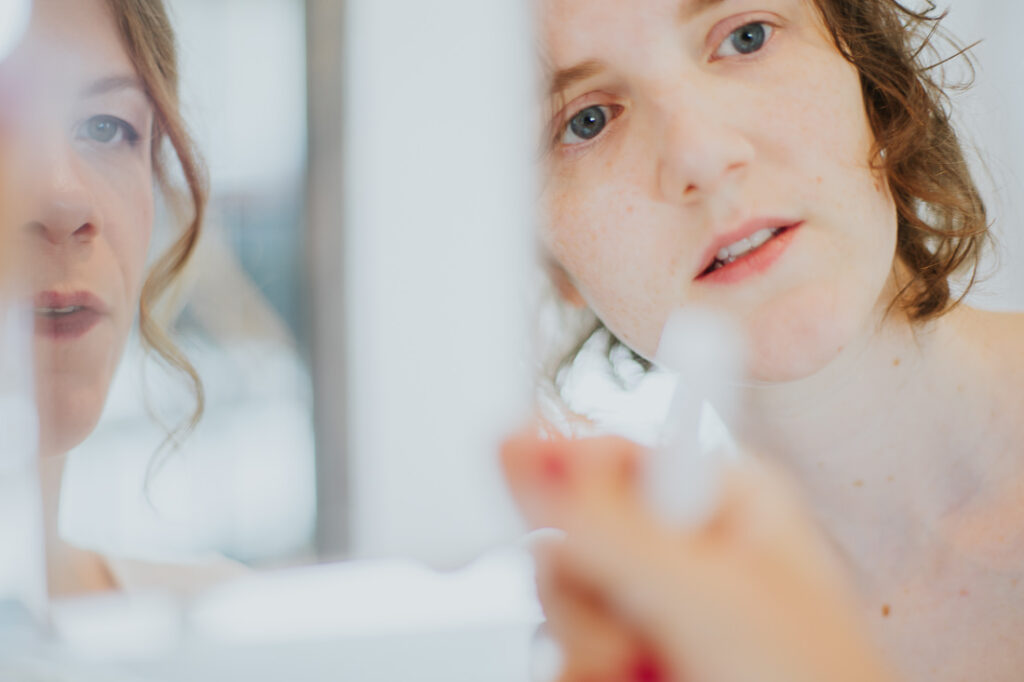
[39,454,116,597]
[736,304,1009,571]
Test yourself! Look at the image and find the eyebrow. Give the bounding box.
[81,75,146,98]
[678,0,727,23]
[548,59,606,97]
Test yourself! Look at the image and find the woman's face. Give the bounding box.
[0,0,154,455]
[539,0,899,381]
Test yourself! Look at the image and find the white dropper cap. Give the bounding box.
[645,307,745,527]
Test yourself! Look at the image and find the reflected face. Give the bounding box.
[539,0,898,381]
[0,0,154,455]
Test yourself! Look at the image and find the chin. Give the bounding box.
[34,380,108,457]
[743,284,869,383]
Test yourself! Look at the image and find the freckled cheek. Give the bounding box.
[129,201,154,293]
[793,102,863,165]
[768,57,869,163]
[543,185,645,285]
[807,71,895,225]
[543,187,677,350]
[770,63,890,217]
[106,185,154,313]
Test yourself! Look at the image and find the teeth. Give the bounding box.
[36,306,80,316]
[747,228,774,249]
[708,227,782,272]
[726,238,752,258]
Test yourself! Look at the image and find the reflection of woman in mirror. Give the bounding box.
[508,1,1024,680]
[0,0,205,596]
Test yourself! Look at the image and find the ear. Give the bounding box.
[548,260,587,308]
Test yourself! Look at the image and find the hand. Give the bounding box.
[501,433,897,682]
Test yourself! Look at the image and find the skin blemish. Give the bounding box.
[882,604,891,617]
[887,475,894,483]
[854,480,864,488]
[892,357,901,367]
[959,588,970,597]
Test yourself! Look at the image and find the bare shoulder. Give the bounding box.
[955,307,1024,419]
[959,306,1024,363]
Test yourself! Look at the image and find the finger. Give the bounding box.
[502,436,700,638]
[535,545,641,681]
[501,432,645,529]
[558,461,882,682]
[501,429,572,528]
[553,461,810,628]
[538,581,668,682]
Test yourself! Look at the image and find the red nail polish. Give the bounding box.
[631,655,665,682]
[538,447,568,484]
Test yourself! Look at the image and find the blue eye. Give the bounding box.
[78,115,140,146]
[562,105,611,145]
[714,22,773,58]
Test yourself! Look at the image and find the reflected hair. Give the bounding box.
[105,0,207,437]
[554,0,989,386]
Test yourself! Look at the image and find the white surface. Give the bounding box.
[189,547,541,643]
[0,0,30,63]
[21,548,542,682]
[343,0,537,565]
[51,592,182,662]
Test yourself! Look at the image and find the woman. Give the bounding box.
[0,0,205,596]
[507,0,1024,680]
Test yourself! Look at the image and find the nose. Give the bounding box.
[24,141,98,245]
[653,89,756,204]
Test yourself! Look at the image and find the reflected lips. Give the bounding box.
[34,291,108,340]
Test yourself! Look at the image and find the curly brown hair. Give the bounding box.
[816,0,988,318]
[106,0,207,435]
[555,0,989,385]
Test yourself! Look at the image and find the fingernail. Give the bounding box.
[541,453,567,482]
[538,447,569,485]
[631,654,665,682]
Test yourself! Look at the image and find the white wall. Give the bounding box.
[945,3,1024,309]
[172,0,307,194]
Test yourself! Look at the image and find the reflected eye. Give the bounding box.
[78,115,140,146]
[714,22,773,58]
[561,105,612,145]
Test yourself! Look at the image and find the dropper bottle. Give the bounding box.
[645,307,746,527]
